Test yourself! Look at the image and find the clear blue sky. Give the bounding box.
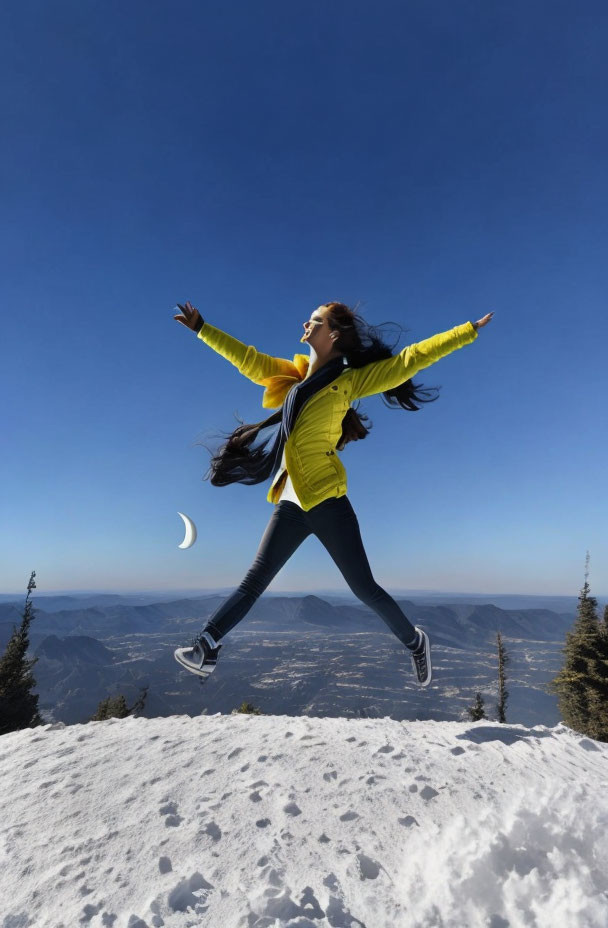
[2,1,607,598]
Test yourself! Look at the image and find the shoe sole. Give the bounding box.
[174,647,219,679]
[411,626,432,687]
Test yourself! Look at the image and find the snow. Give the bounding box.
[1,714,608,928]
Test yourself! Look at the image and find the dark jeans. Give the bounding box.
[202,495,419,649]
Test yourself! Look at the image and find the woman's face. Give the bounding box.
[300,305,338,350]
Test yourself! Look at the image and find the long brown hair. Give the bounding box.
[323,300,440,449]
[201,301,440,485]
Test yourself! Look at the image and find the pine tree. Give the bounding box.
[548,553,608,741]
[91,695,130,721]
[90,685,149,722]
[496,631,509,723]
[0,571,43,736]
[231,701,263,715]
[576,570,608,741]
[585,627,608,741]
[467,692,487,721]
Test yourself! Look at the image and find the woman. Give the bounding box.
[173,300,494,687]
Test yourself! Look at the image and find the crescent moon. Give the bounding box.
[177,511,197,549]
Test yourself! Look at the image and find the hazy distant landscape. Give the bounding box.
[0,590,588,727]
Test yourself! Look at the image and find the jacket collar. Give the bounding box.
[258,353,345,408]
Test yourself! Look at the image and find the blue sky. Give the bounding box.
[1,0,607,598]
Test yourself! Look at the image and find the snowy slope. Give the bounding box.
[1,714,607,928]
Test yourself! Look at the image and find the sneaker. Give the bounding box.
[409,626,432,687]
[174,630,222,680]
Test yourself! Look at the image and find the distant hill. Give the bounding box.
[0,590,581,727]
[0,593,576,650]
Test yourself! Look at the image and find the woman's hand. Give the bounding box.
[174,300,202,331]
[474,312,494,329]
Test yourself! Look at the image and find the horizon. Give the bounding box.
[1,586,605,603]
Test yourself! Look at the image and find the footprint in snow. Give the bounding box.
[398,815,419,827]
[159,800,183,827]
[79,902,103,923]
[339,810,359,821]
[357,853,381,880]
[283,801,302,816]
[166,871,214,915]
[201,821,221,841]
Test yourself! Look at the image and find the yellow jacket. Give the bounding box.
[197,320,478,511]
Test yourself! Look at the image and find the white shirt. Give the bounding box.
[275,446,304,508]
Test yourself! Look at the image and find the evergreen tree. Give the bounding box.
[231,701,263,715]
[548,553,608,741]
[585,630,608,741]
[91,695,130,721]
[90,685,148,722]
[467,692,487,721]
[0,571,43,736]
[496,631,509,723]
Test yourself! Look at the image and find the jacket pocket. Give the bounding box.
[323,451,347,490]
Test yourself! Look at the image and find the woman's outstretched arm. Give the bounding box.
[174,300,302,386]
[349,312,494,401]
